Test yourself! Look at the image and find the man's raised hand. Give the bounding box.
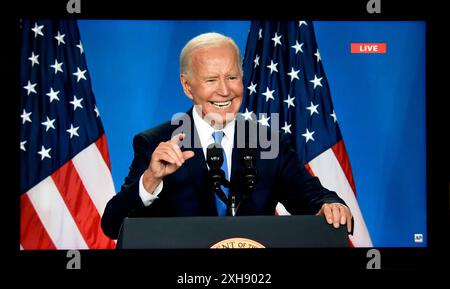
[143,133,195,193]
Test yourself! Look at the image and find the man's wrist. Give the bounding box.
[139,174,163,207]
[142,169,162,194]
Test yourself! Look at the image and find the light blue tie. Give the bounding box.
[212,131,229,216]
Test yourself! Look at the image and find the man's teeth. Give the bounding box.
[211,101,231,108]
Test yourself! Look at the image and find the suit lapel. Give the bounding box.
[179,108,216,215]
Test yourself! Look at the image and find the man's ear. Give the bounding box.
[180,74,193,100]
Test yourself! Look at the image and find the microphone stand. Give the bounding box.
[234,151,257,215]
[210,173,239,217]
[211,175,229,205]
[230,195,236,216]
[207,144,235,216]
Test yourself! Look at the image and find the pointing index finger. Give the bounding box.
[169,132,185,146]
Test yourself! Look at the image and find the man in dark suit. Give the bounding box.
[101,32,352,240]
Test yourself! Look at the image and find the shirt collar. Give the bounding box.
[192,105,235,146]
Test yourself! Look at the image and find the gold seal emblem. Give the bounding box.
[210,238,265,249]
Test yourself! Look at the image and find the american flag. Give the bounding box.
[240,21,372,247]
[19,19,116,249]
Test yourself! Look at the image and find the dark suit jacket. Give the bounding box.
[101,108,345,239]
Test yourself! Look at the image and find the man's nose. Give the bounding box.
[216,78,230,96]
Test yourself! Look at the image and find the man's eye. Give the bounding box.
[206,79,216,83]
[228,76,238,80]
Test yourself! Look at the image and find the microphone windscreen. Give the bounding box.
[239,148,257,169]
[206,143,223,170]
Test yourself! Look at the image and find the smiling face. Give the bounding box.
[180,43,243,128]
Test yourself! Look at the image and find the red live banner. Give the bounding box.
[351,43,387,54]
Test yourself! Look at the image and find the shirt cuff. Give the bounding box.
[139,174,163,207]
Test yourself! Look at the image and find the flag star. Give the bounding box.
[258,28,263,39]
[28,52,39,67]
[76,41,84,54]
[37,145,51,160]
[302,128,315,143]
[291,40,304,54]
[306,101,319,115]
[50,59,63,74]
[266,60,278,74]
[254,54,260,68]
[281,121,292,134]
[20,109,32,124]
[314,49,321,62]
[54,31,66,46]
[262,87,275,102]
[70,95,83,111]
[20,140,27,151]
[31,22,44,38]
[247,81,257,95]
[241,108,254,121]
[330,110,337,123]
[287,67,300,81]
[73,67,87,82]
[272,32,282,47]
[298,21,308,27]
[283,94,295,109]
[46,87,60,103]
[94,105,100,117]
[66,124,80,139]
[258,115,270,127]
[309,74,323,89]
[41,116,56,131]
[23,80,37,95]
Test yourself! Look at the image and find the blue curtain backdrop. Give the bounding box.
[78,20,426,247]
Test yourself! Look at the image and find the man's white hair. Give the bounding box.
[180,32,243,78]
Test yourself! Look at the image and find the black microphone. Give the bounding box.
[206,143,228,206]
[206,143,223,171]
[239,148,257,191]
[231,148,257,216]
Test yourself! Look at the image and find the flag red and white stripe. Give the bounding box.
[20,135,116,250]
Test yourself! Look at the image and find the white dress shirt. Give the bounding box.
[139,107,235,206]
